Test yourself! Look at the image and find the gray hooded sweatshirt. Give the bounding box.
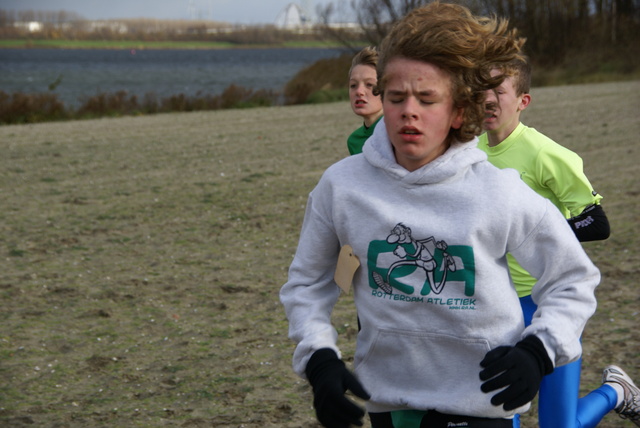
[280,120,599,418]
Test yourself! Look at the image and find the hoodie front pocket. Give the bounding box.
[355,328,492,410]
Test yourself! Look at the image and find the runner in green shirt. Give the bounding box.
[347,46,383,155]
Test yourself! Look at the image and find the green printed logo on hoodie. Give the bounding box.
[367,223,475,297]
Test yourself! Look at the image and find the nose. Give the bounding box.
[485,89,498,103]
[401,97,419,120]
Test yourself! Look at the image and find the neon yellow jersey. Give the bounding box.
[478,122,602,297]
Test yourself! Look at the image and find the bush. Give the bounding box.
[160,93,191,112]
[283,52,354,105]
[0,91,69,124]
[305,88,349,104]
[76,90,141,118]
[0,84,279,125]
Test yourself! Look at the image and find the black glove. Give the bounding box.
[479,335,553,411]
[305,348,370,428]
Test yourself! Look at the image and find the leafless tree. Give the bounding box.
[316,0,639,64]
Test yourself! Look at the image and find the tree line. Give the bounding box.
[317,0,639,65]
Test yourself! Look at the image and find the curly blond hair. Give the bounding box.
[377,1,526,142]
[349,46,379,78]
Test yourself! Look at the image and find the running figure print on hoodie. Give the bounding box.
[370,222,473,300]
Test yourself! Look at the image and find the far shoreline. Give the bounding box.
[0,39,351,50]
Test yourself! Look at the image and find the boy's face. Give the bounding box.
[483,69,530,140]
[349,64,383,124]
[382,57,463,172]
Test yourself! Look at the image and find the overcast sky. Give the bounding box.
[0,0,344,25]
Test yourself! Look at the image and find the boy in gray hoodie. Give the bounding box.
[280,2,600,427]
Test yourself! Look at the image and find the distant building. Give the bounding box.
[14,21,43,32]
[89,21,128,34]
[275,3,310,30]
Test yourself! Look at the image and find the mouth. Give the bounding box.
[484,104,498,120]
[354,99,367,106]
[400,126,421,135]
[399,126,422,141]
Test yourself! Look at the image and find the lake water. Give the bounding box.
[0,47,344,108]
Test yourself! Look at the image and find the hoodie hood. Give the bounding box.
[362,119,487,185]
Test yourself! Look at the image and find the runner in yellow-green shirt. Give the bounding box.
[479,121,606,297]
[478,58,639,428]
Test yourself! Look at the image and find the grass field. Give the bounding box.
[1,80,639,427]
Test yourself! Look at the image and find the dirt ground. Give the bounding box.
[1,80,639,427]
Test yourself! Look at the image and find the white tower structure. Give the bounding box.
[187,0,196,19]
[186,0,214,21]
[275,3,309,29]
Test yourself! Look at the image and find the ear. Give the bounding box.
[518,93,531,112]
[451,107,464,130]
